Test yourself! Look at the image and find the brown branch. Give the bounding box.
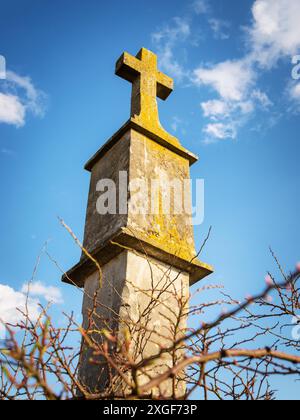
[139,348,300,394]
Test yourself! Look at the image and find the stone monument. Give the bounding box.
[63,47,213,398]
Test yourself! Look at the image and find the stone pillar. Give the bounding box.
[63,48,213,398]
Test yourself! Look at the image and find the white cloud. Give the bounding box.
[195,0,299,142]
[0,284,40,339]
[249,0,300,68]
[289,84,300,101]
[201,100,230,119]
[0,70,46,127]
[21,281,64,305]
[194,59,255,101]
[7,71,46,117]
[0,55,6,80]
[152,17,191,80]
[204,122,237,141]
[0,282,63,339]
[195,58,259,142]
[200,92,271,143]
[201,99,256,120]
[0,93,25,127]
[152,0,298,143]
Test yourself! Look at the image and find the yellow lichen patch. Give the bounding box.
[128,130,197,263]
[145,191,196,262]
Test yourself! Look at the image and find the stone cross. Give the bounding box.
[116,48,173,128]
[116,48,185,150]
[63,47,213,398]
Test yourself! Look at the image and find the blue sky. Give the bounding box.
[0,0,299,399]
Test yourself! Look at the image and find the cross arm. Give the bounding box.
[156,71,174,101]
[115,52,142,83]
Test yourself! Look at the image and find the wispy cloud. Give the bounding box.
[0,93,25,127]
[203,122,237,143]
[152,0,300,143]
[0,282,63,338]
[0,55,5,80]
[0,70,46,127]
[151,17,191,80]
[151,2,229,83]
[21,281,64,305]
[288,82,300,114]
[198,0,300,142]
[192,0,210,15]
[194,58,273,140]
[195,0,300,142]
[209,18,231,40]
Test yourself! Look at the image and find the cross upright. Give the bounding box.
[116,48,174,133]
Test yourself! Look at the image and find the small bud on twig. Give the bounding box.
[265,275,273,286]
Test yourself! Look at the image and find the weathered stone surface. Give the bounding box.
[127,129,196,262]
[78,252,127,394]
[82,131,130,254]
[63,228,213,288]
[79,250,188,397]
[82,128,198,263]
